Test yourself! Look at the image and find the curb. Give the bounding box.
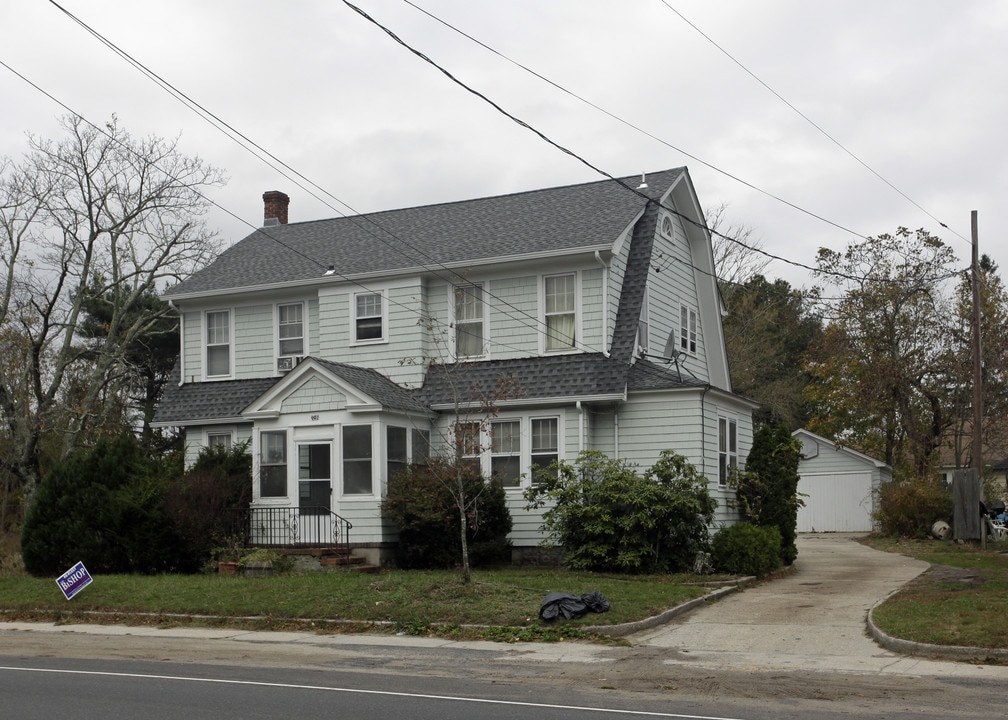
[584,576,757,637]
[867,600,1008,663]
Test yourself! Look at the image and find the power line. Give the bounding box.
[655,0,967,245]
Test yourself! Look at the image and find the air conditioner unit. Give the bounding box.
[277,356,302,373]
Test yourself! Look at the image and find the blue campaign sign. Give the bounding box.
[56,561,93,601]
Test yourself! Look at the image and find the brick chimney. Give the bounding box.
[262,190,290,226]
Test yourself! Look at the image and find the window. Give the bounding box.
[454,284,485,357]
[680,305,697,355]
[343,425,373,494]
[354,292,384,342]
[278,302,304,356]
[530,417,559,482]
[661,215,674,238]
[260,431,287,497]
[719,417,738,486]
[298,442,331,514]
[544,273,576,351]
[205,310,231,377]
[411,428,431,467]
[207,431,232,450]
[637,286,650,355]
[387,426,407,481]
[455,421,481,475]
[491,420,521,486]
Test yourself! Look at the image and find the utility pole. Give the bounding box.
[972,210,982,478]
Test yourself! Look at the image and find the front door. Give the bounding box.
[297,442,333,543]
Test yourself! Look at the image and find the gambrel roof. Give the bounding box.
[163,168,686,298]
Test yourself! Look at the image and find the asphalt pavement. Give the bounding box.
[4,533,1008,681]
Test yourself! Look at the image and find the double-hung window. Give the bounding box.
[278,302,304,356]
[454,284,485,358]
[544,273,576,351]
[491,420,521,486]
[260,430,287,497]
[354,292,384,342]
[387,426,408,481]
[455,421,482,476]
[718,417,738,486]
[680,304,698,355]
[205,310,231,377]
[530,417,559,482]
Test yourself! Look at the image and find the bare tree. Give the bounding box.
[707,202,770,289]
[0,115,225,510]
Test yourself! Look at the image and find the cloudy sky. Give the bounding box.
[1,0,1004,290]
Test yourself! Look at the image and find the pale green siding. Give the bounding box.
[486,275,539,358]
[281,377,347,414]
[183,310,202,378]
[234,304,273,378]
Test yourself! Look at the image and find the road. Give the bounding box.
[0,624,1001,720]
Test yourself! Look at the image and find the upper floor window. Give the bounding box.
[718,417,738,486]
[354,291,385,343]
[277,302,304,356]
[454,283,485,358]
[205,309,231,378]
[680,304,697,355]
[661,215,674,239]
[544,273,576,351]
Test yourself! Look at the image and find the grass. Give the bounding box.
[861,534,1008,650]
[0,562,713,642]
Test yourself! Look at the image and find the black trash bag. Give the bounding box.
[539,590,611,621]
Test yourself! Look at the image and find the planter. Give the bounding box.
[242,560,273,577]
[217,561,239,575]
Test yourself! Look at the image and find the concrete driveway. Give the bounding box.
[631,533,986,675]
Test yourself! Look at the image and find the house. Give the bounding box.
[153,168,757,563]
[792,428,892,533]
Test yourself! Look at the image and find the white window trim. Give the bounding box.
[203,308,234,380]
[204,426,237,450]
[255,428,290,503]
[276,301,307,361]
[339,421,379,500]
[460,413,564,490]
[539,271,581,354]
[679,303,698,356]
[718,414,738,487]
[660,214,676,240]
[350,290,388,346]
[451,282,488,360]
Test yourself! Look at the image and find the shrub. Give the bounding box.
[876,475,952,537]
[734,423,801,564]
[711,522,782,576]
[524,450,716,574]
[162,442,253,572]
[21,434,182,575]
[382,459,512,569]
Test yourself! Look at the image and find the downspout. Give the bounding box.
[576,401,585,453]
[594,251,610,357]
[614,408,619,459]
[169,300,185,387]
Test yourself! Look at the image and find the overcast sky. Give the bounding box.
[2,0,1004,291]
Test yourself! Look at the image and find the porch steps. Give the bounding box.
[288,547,380,574]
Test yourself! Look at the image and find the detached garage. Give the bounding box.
[792,429,892,533]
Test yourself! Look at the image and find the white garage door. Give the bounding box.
[796,472,874,532]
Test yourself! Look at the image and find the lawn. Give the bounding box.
[861,535,1008,650]
[0,566,713,642]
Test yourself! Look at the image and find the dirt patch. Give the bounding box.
[925,564,986,586]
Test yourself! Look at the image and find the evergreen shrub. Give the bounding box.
[711,522,782,576]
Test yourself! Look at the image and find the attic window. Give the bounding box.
[661,215,674,238]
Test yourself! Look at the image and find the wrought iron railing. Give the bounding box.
[226,506,352,548]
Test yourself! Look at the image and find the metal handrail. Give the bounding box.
[228,506,353,548]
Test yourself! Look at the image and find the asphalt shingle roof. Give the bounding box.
[153,361,280,425]
[164,169,685,297]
